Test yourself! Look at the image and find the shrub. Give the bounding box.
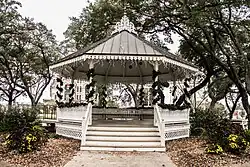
[190,108,233,147]
[2,107,47,153]
[0,107,38,132]
[242,130,250,143]
[0,107,5,132]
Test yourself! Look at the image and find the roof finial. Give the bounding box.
[112,3,137,35]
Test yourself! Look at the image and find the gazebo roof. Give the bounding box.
[50,15,199,83]
[52,30,197,71]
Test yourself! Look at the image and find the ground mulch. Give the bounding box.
[0,133,80,167]
[166,137,250,167]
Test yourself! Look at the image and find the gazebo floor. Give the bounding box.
[91,119,155,127]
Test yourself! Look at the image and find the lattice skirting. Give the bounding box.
[165,124,190,141]
[56,125,82,140]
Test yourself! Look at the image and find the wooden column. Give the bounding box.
[154,62,159,126]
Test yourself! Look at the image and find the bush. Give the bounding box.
[242,130,250,143]
[0,107,38,132]
[190,108,233,146]
[191,108,250,155]
[2,107,47,153]
[0,107,5,132]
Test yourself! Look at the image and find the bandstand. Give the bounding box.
[49,15,199,151]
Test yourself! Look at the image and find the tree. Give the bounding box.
[128,0,250,126]
[15,19,60,106]
[0,0,60,106]
[0,0,24,105]
[61,0,168,55]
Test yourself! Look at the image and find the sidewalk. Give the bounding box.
[64,151,177,167]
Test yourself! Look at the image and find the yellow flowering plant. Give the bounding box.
[227,134,249,154]
[206,144,224,154]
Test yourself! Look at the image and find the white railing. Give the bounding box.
[56,105,88,140]
[81,103,93,146]
[154,105,165,147]
[155,105,191,141]
[57,105,88,121]
[160,108,189,124]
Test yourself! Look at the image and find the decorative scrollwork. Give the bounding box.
[112,15,137,35]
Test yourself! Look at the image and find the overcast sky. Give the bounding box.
[18,0,180,53]
[19,0,91,41]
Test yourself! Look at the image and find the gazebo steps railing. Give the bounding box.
[80,126,166,152]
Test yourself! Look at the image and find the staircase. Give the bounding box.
[80,125,165,151]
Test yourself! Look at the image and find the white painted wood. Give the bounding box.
[57,106,87,121]
[81,103,93,146]
[86,136,160,142]
[154,105,165,147]
[160,108,190,124]
[56,123,82,130]
[86,131,160,137]
[80,146,166,152]
[88,126,158,132]
[85,141,161,147]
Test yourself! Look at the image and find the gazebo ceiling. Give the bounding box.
[50,15,199,83]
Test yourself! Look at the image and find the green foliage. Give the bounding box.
[5,124,47,153]
[1,107,47,153]
[190,108,231,146]
[242,130,250,143]
[0,107,38,132]
[62,0,168,54]
[191,108,250,154]
[0,0,60,106]
[206,144,223,154]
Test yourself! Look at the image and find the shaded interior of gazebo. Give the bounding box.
[49,15,199,152]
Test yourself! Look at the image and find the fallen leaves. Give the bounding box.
[166,137,250,167]
[0,135,80,167]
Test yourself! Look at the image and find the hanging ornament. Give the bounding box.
[139,85,145,107]
[55,77,64,107]
[68,83,75,104]
[100,85,107,108]
[86,68,96,104]
[152,69,165,105]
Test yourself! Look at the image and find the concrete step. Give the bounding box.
[80,146,166,152]
[88,126,158,132]
[84,141,161,147]
[86,136,160,142]
[86,131,160,137]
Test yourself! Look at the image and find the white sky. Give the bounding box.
[19,0,91,42]
[14,0,180,104]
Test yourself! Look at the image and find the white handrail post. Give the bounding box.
[81,117,86,146]
[155,104,165,147]
[81,103,92,146]
[88,105,92,125]
[154,105,157,126]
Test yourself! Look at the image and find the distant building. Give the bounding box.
[50,78,87,103]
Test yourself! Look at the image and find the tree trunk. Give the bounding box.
[209,99,216,111]
[240,90,250,129]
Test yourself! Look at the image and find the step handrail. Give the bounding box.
[154,104,165,147]
[81,103,92,146]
